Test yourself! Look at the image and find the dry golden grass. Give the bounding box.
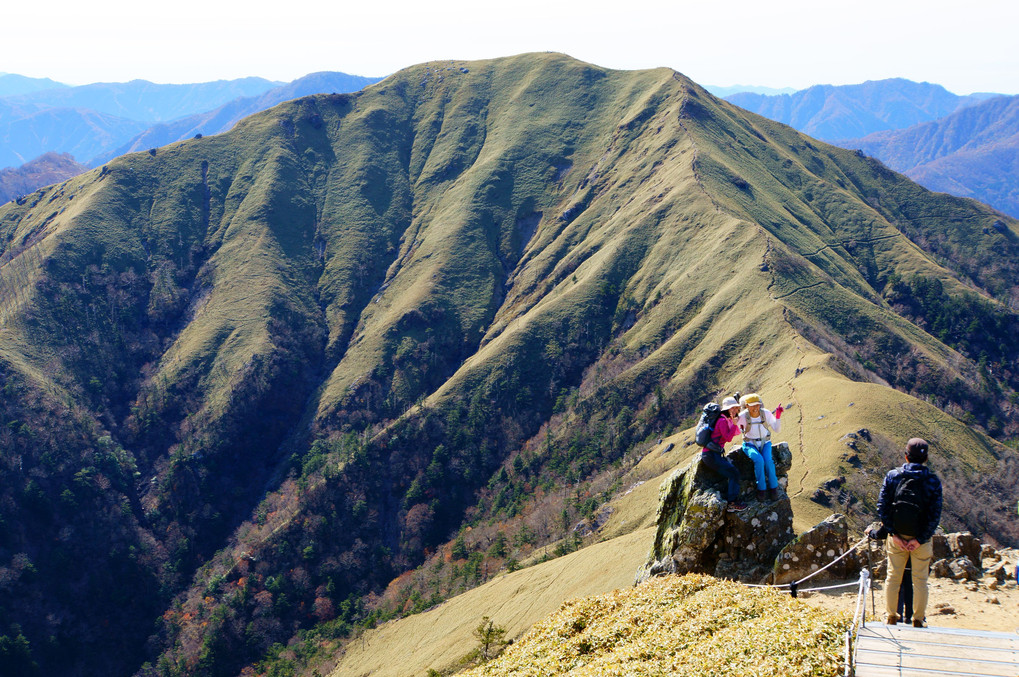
[330,529,654,677]
[460,574,849,677]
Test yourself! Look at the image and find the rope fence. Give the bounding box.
[744,534,870,597]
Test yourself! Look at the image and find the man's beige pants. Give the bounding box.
[885,536,933,621]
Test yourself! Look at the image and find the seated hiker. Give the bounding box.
[874,438,943,628]
[737,393,784,501]
[697,396,746,512]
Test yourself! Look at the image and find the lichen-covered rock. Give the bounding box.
[713,499,794,581]
[635,442,794,584]
[772,514,857,585]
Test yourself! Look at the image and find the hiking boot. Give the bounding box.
[756,490,767,502]
[768,487,779,501]
[912,618,925,628]
[885,613,898,625]
[727,501,748,512]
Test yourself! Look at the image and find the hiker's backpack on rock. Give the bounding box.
[891,474,927,537]
[695,402,722,452]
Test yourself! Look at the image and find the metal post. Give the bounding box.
[866,537,876,620]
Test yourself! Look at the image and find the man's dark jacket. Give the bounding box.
[876,462,943,543]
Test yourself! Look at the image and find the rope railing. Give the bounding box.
[846,567,872,676]
[745,534,870,597]
[738,533,876,676]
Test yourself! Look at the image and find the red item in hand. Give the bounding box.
[774,405,784,419]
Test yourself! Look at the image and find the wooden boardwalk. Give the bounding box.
[855,622,1019,676]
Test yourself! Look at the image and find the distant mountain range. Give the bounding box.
[5,72,1018,222]
[726,80,1019,218]
[703,84,797,97]
[0,71,382,174]
[92,71,387,164]
[0,73,68,96]
[5,76,283,121]
[844,95,1019,218]
[726,78,996,141]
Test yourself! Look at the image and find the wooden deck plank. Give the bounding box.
[859,623,1019,649]
[856,651,1018,676]
[854,623,1019,677]
[855,666,1015,677]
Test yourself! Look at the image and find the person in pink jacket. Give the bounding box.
[700,395,747,512]
[738,393,784,501]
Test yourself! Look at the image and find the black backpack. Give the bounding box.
[891,473,927,537]
[695,402,723,452]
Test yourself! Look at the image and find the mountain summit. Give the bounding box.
[0,53,1016,676]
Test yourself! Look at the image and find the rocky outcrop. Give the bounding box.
[635,442,795,584]
[773,513,857,585]
[638,444,1015,591]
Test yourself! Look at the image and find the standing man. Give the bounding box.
[875,438,943,628]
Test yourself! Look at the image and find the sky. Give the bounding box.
[3,0,1018,95]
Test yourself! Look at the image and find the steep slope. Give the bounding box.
[0,53,1017,677]
[847,95,1019,217]
[727,79,989,141]
[92,72,383,165]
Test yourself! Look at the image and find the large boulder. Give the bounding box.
[932,531,982,562]
[772,514,858,585]
[948,532,982,563]
[635,442,795,584]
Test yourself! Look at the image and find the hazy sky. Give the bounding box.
[4,0,1017,94]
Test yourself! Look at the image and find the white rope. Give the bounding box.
[793,535,869,587]
[798,580,861,593]
[742,534,870,592]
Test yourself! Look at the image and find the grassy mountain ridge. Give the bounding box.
[0,53,1017,676]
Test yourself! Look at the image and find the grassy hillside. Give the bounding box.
[0,53,1017,677]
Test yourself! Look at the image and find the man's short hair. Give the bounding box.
[906,437,929,463]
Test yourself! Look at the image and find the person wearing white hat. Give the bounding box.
[737,393,784,502]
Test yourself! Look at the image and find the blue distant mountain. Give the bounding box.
[94,72,383,164]
[0,99,148,168]
[6,77,284,122]
[0,72,382,176]
[726,78,995,141]
[0,73,68,97]
[704,84,796,97]
[844,95,1019,218]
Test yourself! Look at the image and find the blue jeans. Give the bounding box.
[700,451,741,502]
[742,440,778,491]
